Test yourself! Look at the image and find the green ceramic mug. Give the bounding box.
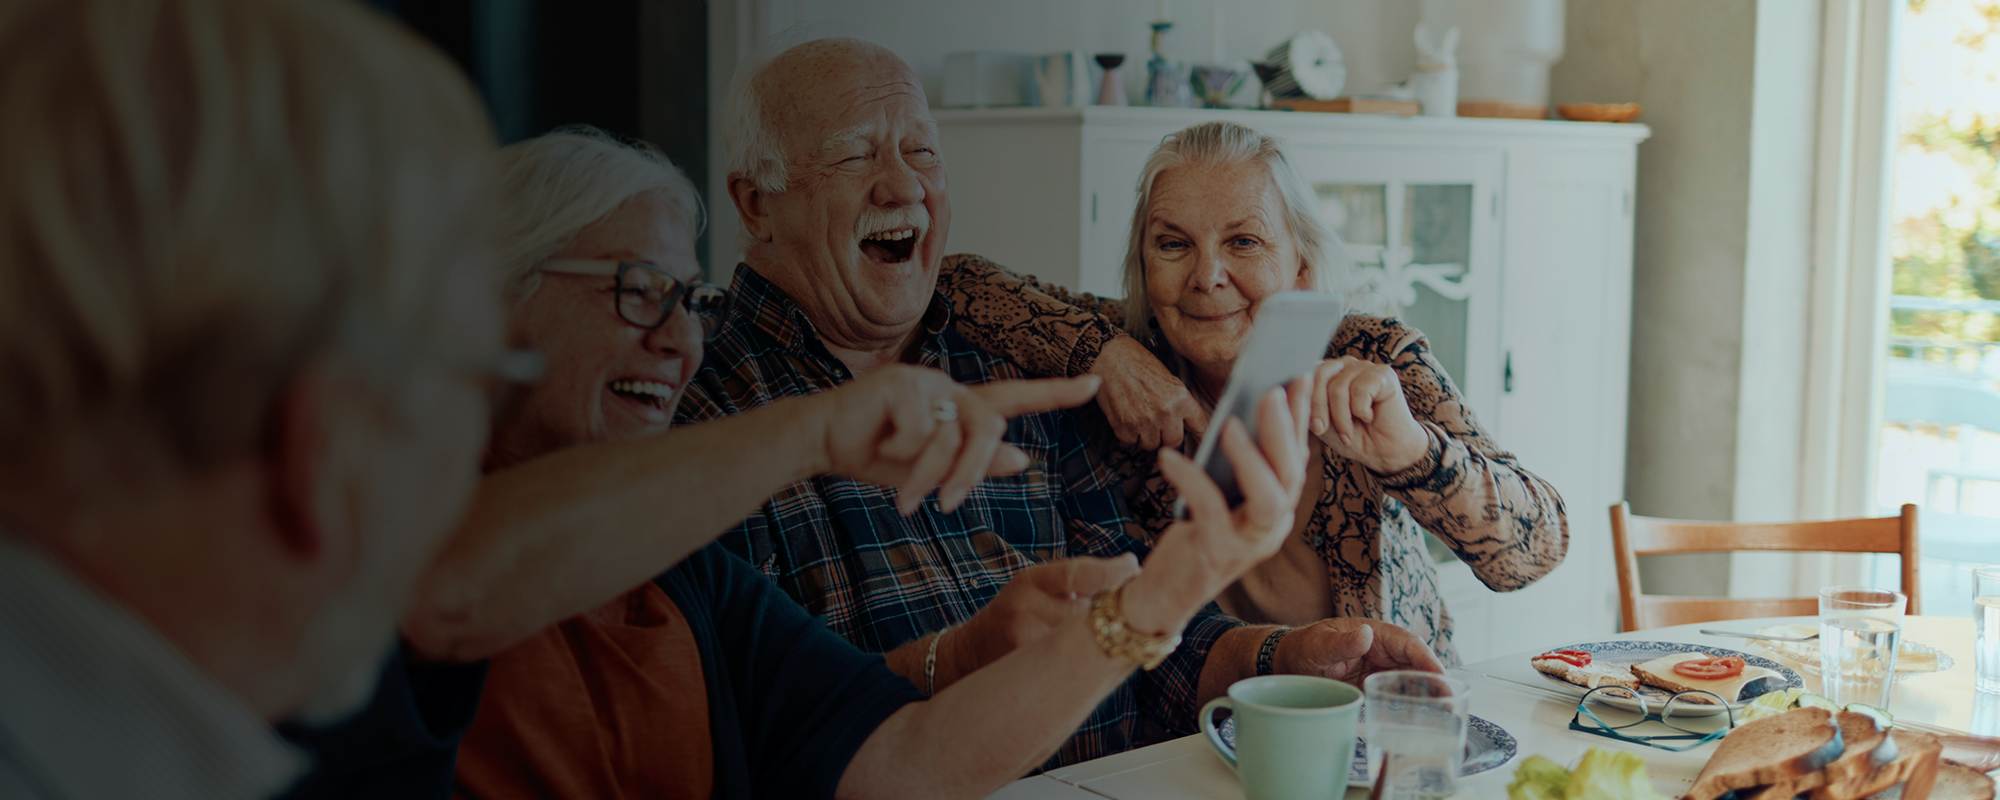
[1201,675,1362,800]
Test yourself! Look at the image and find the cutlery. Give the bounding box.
[1938,732,2000,772]
[1487,672,1782,704]
[1699,628,1818,642]
[1368,753,1393,800]
[1482,674,1589,704]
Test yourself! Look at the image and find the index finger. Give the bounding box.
[1285,376,1312,447]
[972,375,1103,416]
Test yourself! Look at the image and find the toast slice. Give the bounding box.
[1811,730,1943,800]
[1532,655,1641,692]
[1798,712,1897,795]
[1927,761,1997,800]
[1686,707,1845,800]
[1631,652,1784,705]
[1741,712,1895,799]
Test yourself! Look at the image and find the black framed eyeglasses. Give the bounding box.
[540,258,725,336]
[1569,687,1737,752]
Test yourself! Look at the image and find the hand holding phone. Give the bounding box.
[1182,292,1345,508]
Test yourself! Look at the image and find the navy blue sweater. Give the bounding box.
[279,543,922,799]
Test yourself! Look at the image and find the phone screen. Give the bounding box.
[1181,291,1345,509]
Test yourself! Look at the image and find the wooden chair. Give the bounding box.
[1609,502,1920,632]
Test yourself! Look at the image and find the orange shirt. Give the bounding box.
[455,583,713,799]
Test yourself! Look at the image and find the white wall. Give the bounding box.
[1551,0,1821,596]
[703,0,1426,270]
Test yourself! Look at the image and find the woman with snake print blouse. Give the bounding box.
[938,121,1568,665]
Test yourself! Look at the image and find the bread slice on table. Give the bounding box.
[1927,761,1997,800]
[1685,707,1845,800]
[1739,712,1893,800]
[1631,652,1783,705]
[1531,655,1641,692]
[1810,729,1943,800]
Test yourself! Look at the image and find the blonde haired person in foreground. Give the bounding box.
[0,0,502,798]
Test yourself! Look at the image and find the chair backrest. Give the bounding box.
[1608,502,1920,632]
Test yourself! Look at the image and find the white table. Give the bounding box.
[994,616,1989,798]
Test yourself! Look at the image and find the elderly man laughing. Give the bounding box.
[686,37,1442,767]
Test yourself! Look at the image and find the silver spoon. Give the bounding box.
[1699,628,1819,642]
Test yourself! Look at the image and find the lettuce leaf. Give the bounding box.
[1507,750,1667,800]
[1565,749,1665,800]
[1506,755,1572,800]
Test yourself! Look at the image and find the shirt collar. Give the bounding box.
[0,535,307,800]
[725,263,955,362]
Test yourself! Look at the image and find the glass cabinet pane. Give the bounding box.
[1397,184,1475,395]
[1316,183,1387,249]
[1405,185,1472,265]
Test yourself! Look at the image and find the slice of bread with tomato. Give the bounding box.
[1531,649,1642,692]
[1630,652,1783,705]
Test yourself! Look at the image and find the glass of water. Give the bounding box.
[1976,565,2000,694]
[1363,671,1469,799]
[1818,586,1905,709]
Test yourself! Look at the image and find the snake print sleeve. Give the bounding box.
[937,253,1128,377]
[1334,315,1570,592]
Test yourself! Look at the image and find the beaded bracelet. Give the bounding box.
[1255,627,1292,676]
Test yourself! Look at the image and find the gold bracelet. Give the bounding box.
[923,627,949,695]
[1088,582,1181,671]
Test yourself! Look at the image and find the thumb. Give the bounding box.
[1315,620,1374,662]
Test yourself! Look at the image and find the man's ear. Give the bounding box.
[1295,259,1314,290]
[728,172,774,244]
[267,363,351,563]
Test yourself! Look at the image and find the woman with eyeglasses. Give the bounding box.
[354,127,1317,799]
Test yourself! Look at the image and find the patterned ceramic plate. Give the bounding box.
[1748,624,1956,675]
[1218,714,1517,787]
[1534,640,1804,716]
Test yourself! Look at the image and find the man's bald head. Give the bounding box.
[723,37,952,364]
[730,38,925,194]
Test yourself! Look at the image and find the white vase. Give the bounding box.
[1418,0,1563,107]
[1412,68,1457,117]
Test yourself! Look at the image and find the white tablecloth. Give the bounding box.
[993,615,1989,799]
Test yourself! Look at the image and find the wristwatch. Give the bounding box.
[1088,582,1182,670]
[1255,627,1292,676]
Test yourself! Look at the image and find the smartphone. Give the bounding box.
[1181,291,1346,510]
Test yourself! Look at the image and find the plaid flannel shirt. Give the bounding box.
[675,265,1241,768]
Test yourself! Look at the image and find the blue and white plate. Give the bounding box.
[1534,640,1804,716]
[1218,713,1517,787]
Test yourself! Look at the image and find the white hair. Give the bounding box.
[725,58,789,195]
[495,125,704,301]
[0,0,495,474]
[1120,121,1349,334]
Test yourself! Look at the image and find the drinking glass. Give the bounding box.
[1976,565,2000,694]
[1975,690,2000,736]
[1818,586,1905,709]
[1363,671,1469,799]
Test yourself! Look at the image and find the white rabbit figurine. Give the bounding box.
[1410,24,1460,117]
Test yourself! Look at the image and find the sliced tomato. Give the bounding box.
[1535,648,1592,667]
[1673,656,1746,681]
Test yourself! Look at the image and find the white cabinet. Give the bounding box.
[936,106,1649,662]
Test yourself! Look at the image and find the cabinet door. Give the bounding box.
[1078,136,1163,297]
[1486,147,1637,644]
[1283,148,1506,425]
